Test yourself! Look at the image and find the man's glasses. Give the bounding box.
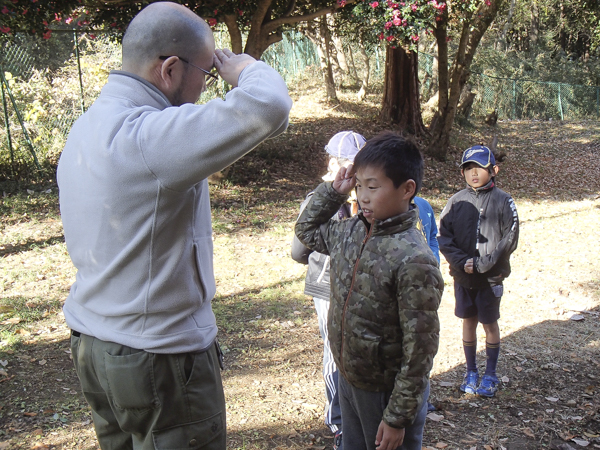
[159,55,219,87]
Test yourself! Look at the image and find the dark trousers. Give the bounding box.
[339,375,429,450]
[70,332,226,449]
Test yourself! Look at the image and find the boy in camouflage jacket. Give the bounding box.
[295,132,443,450]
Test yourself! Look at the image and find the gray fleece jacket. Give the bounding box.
[58,62,291,353]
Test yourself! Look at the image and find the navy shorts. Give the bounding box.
[454,283,502,324]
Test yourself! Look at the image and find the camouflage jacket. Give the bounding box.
[295,182,443,429]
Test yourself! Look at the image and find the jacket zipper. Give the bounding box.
[339,224,373,376]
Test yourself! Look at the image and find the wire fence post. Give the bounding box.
[74,31,85,114]
[558,83,564,121]
[512,79,516,119]
[1,67,15,178]
[0,69,41,170]
[597,86,599,119]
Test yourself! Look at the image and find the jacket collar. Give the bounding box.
[102,70,172,109]
[358,206,418,236]
[468,178,495,194]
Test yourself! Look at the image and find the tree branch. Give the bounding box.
[264,5,339,33]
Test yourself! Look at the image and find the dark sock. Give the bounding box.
[463,339,477,372]
[485,341,500,377]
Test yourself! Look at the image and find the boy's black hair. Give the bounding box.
[353,131,423,195]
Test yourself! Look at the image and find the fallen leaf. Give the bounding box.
[438,381,454,387]
[0,369,6,377]
[23,412,37,417]
[546,409,554,413]
[546,397,559,402]
[2,317,21,324]
[584,386,595,394]
[501,376,510,383]
[583,432,599,438]
[569,314,584,321]
[427,413,444,422]
[15,329,31,336]
[523,427,535,438]
[515,366,523,372]
[435,443,448,449]
[484,445,493,450]
[0,443,9,450]
[0,361,6,367]
[0,305,15,313]
[32,428,43,436]
[38,360,47,366]
[571,438,589,447]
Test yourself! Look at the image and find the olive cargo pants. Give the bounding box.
[70,332,226,449]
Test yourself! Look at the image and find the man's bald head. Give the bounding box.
[122,2,213,72]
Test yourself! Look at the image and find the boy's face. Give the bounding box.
[461,162,493,189]
[355,165,414,224]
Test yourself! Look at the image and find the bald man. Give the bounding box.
[57,2,291,448]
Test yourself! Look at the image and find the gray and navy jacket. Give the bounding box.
[438,179,519,289]
[295,182,443,429]
[291,191,352,300]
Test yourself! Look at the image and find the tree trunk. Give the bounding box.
[356,41,370,101]
[305,20,337,102]
[530,0,539,56]
[380,46,426,135]
[499,0,516,52]
[427,0,506,160]
[223,15,243,54]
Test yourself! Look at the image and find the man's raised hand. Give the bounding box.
[213,49,256,88]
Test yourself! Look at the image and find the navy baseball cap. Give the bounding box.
[460,145,496,168]
[325,131,367,162]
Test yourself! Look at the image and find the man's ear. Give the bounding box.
[492,165,499,176]
[403,179,417,200]
[158,56,182,91]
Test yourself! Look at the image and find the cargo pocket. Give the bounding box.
[104,351,159,412]
[152,412,224,450]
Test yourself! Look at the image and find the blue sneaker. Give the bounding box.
[460,370,479,394]
[476,374,499,397]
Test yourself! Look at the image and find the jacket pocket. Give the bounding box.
[152,412,224,449]
[345,331,382,375]
[104,351,159,412]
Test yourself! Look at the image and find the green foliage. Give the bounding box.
[0,34,120,182]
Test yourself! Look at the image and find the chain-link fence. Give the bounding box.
[0,30,318,183]
[418,52,600,120]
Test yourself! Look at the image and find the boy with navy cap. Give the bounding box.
[438,145,519,397]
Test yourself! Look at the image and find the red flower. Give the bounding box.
[386,35,394,41]
[22,9,27,14]
[65,16,73,24]
[42,29,52,39]
[337,0,347,6]
[89,33,96,39]
[208,18,217,26]
[369,1,379,7]
[393,17,401,25]
[411,35,419,41]
[411,3,417,11]
[485,0,491,4]
[0,26,11,33]
[1,6,8,14]
[385,21,392,29]
[378,32,384,40]
[54,13,61,21]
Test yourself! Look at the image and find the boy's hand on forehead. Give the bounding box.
[332,164,356,195]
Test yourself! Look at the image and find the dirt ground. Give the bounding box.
[0,78,599,450]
